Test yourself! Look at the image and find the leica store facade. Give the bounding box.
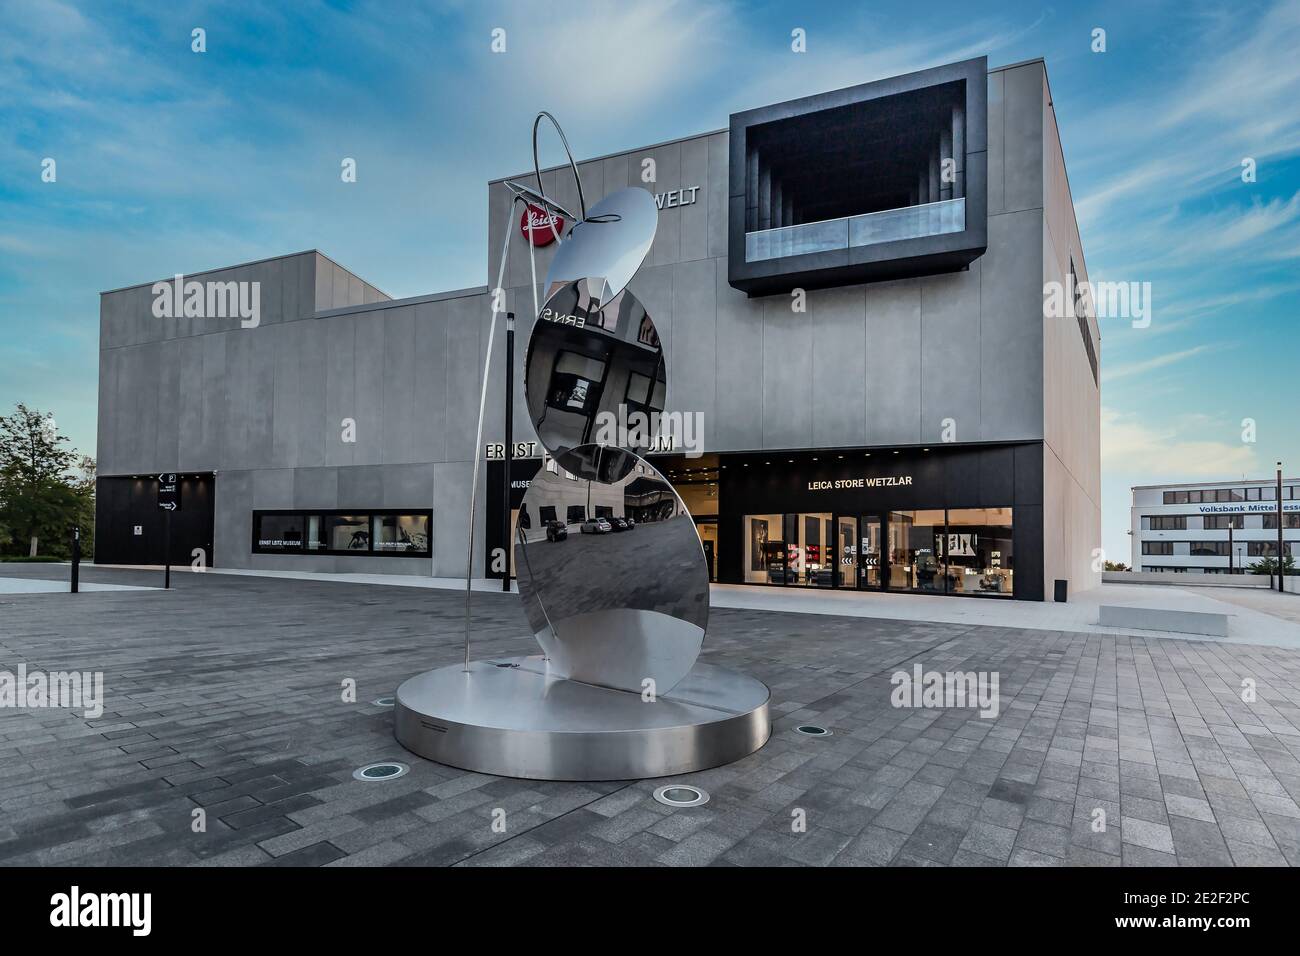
[96,56,1098,601]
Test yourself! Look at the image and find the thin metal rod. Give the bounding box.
[502,313,514,593]
[532,111,587,223]
[464,198,521,671]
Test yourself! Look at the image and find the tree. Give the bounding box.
[1247,554,1297,576]
[1104,560,1130,571]
[0,404,94,559]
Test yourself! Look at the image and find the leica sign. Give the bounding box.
[520,204,564,246]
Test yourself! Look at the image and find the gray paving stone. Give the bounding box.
[4,567,1300,868]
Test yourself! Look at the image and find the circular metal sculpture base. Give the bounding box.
[394,655,770,781]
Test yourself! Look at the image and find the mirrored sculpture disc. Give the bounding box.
[544,186,658,308]
[514,445,708,695]
[525,281,666,476]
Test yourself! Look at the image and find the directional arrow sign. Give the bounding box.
[157,474,181,512]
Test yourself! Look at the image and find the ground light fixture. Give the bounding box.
[794,724,833,737]
[653,785,710,808]
[352,762,409,781]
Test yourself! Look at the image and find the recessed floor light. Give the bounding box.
[653,784,710,807]
[371,696,395,707]
[795,725,833,737]
[353,761,409,781]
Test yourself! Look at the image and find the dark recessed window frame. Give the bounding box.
[727,56,988,296]
[252,509,432,558]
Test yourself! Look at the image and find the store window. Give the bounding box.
[372,514,430,553]
[253,510,431,557]
[327,514,370,551]
[945,507,1014,596]
[793,513,835,587]
[889,510,946,592]
[742,514,786,584]
[255,513,304,552]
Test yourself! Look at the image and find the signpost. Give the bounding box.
[70,526,80,593]
[157,474,181,589]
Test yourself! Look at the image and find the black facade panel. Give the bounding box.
[1013,503,1045,601]
[979,445,1016,505]
[1015,442,1044,505]
[94,474,216,567]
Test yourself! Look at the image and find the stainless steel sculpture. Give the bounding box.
[395,112,769,781]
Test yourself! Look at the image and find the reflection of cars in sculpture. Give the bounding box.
[580,517,611,534]
[608,516,630,532]
[545,520,568,542]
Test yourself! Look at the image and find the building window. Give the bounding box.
[945,507,1014,596]
[1143,541,1174,555]
[1163,491,1190,504]
[255,513,304,552]
[743,514,786,585]
[1070,258,1099,386]
[1247,542,1294,557]
[890,510,947,593]
[372,514,430,554]
[1203,515,1243,530]
[546,351,606,417]
[1189,541,1230,556]
[792,513,835,587]
[741,507,1012,597]
[252,510,431,557]
[1147,515,1187,530]
[1263,514,1300,529]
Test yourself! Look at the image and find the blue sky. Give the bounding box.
[2,0,1298,564]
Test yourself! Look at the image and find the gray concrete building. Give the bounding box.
[95,55,1100,601]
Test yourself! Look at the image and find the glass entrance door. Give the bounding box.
[859,515,884,588]
[836,516,858,589]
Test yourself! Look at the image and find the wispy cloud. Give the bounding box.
[1102,343,1222,382]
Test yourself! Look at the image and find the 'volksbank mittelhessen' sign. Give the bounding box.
[808,476,913,491]
[1198,502,1300,513]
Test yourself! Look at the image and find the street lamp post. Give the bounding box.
[1278,461,1286,593]
[1228,522,1234,575]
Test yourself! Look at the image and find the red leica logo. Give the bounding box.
[520,204,564,246]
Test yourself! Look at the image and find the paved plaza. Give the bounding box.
[2,564,1300,867]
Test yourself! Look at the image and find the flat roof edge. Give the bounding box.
[312,285,488,318]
